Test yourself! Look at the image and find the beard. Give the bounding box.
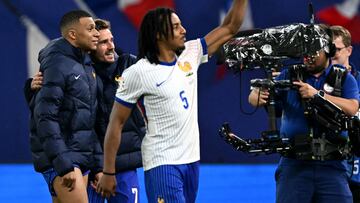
[306,65,326,75]
[304,53,328,75]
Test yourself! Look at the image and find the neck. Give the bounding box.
[64,37,89,53]
[64,37,78,48]
[158,42,176,63]
[312,59,330,77]
[158,54,176,63]
[344,60,351,71]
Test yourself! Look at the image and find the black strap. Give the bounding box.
[103,171,116,176]
[325,65,347,97]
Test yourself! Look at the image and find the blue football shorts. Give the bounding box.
[88,169,140,203]
[42,165,90,196]
[144,161,199,203]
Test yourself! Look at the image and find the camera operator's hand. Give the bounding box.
[293,81,317,99]
[248,88,269,107]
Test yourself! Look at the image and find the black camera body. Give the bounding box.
[219,22,360,159]
[223,23,330,70]
[250,64,306,94]
[250,78,293,90]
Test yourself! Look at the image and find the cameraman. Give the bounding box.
[330,25,360,203]
[248,24,359,203]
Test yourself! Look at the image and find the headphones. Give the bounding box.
[324,27,336,58]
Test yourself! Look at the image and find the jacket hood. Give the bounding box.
[38,37,91,71]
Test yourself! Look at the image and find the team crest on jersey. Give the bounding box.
[114,75,126,90]
[157,197,165,203]
[114,75,121,82]
[178,61,193,77]
[178,61,192,72]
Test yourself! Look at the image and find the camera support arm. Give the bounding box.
[220,92,360,157]
[219,122,291,155]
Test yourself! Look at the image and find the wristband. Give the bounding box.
[103,171,116,176]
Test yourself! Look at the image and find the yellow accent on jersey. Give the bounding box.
[178,61,192,72]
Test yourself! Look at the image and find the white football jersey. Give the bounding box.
[115,38,208,170]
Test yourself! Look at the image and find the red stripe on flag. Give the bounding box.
[317,6,360,44]
[317,6,352,25]
[122,0,175,29]
[347,16,360,43]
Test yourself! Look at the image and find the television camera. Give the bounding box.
[218,22,360,159]
[223,23,331,71]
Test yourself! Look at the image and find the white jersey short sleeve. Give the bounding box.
[115,38,208,170]
[114,67,143,107]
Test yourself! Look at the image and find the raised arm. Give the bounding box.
[204,0,248,57]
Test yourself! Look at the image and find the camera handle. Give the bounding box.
[265,69,278,131]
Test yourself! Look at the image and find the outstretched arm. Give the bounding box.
[96,102,132,198]
[205,0,248,57]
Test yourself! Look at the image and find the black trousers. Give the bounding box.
[350,183,360,203]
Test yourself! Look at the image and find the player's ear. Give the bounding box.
[347,46,353,56]
[68,28,77,40]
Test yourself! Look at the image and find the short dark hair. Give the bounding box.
[330,25,352,47]
[59,10,92,36]
[138,7,175,64]
[94,19,111,31]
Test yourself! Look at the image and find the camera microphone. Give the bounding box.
[308,2,314,24]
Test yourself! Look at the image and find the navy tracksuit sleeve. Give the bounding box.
[23,78,34,105]
[34,67,73,177]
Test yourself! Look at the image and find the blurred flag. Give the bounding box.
[1,0,50,77]
[25,17,49,77]
[317,0,360,43]
[119,0,175,29]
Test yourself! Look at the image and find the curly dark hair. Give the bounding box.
[137,7,175,64]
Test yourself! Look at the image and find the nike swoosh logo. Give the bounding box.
[74,74,81,80]
[156,80,166,87]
